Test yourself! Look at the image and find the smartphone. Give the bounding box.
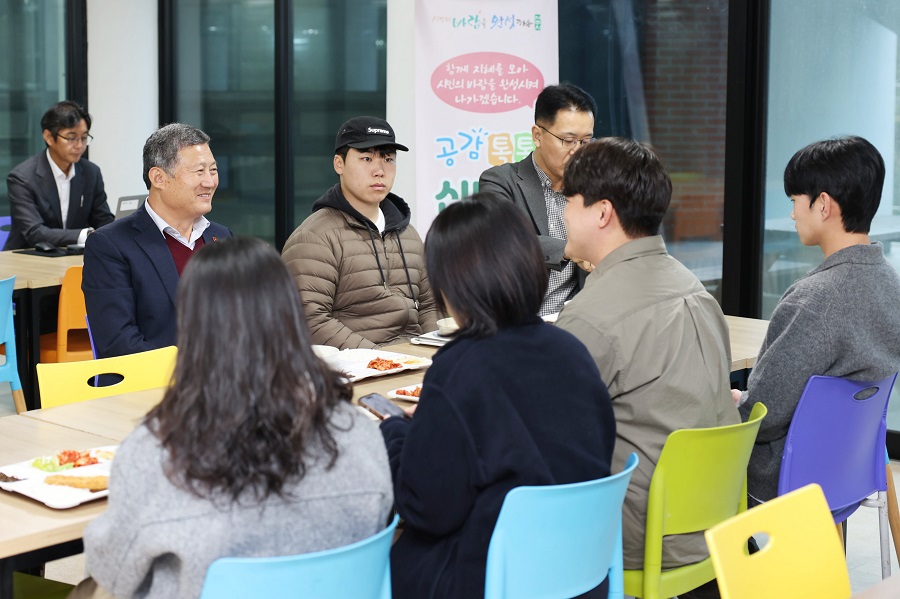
[359,393,409,420]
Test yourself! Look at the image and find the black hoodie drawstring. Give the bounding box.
[396,234,420,310]
[365,222,419,310]
[364,223,389,291]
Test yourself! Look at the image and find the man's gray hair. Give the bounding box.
[142,123,211,189]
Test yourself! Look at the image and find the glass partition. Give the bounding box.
[175,0,277,242]
[0,1,67,215]
[561,0,729,303]
[290,0,387,226]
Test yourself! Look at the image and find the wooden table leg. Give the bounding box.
[885,464,900,564]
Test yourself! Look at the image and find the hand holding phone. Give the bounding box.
[359,393,410,421]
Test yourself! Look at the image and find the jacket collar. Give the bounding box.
[312,184,411,233]
[592,235,668,279]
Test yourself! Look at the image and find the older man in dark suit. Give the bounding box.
[4,101,113,250]
[477,84,596,316]
[83,123,231,358]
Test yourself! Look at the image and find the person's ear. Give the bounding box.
[42,129,55,147]
[819,192,836,220]
[148,166,168,190]
[595,199,614,228]
[333,154,344,176]
[531,124,542,149]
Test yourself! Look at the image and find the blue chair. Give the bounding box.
[778,373,898,579]
[198,515,399,599]
[0,276,25,413]
[484,453,640,599]
[0,216,11,250]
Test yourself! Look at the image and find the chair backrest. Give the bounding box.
[484,453,640,599]
[778,373,897,518]
[198,515,399,599]
[0,276,22,391]
[0,216,11,250]
[649,402,767,539]
[36,346,177,408]
[704,483,851,599]
[57,266,88,353]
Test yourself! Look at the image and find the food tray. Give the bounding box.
[0,446,117,509]
[387,384,423,402]
[321,349,431,382]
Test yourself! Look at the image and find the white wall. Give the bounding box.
[387,0,417,222]
[86,0,159,204]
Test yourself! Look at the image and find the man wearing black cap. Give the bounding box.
[282,116,438,349]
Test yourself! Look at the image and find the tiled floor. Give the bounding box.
[2,389,898,594]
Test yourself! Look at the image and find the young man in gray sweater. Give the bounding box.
[735,135,900,504]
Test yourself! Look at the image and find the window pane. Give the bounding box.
[176,0,276,242]
[291,0,387,222]
[0,0,66,214]
[560,0,728,303]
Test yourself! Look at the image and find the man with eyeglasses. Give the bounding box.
[4,100,113,250]
[478,83,596,316]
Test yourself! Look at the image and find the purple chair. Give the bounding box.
[778,373,897,579]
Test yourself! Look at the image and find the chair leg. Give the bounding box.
[887,464,900,566]
[12,388,26,414]
[877,491,892,579]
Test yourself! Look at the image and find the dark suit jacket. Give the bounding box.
[4,152,114,250]
[82,204,232,358]
[477,153,587,287]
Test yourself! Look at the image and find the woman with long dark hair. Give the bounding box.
[380,197,616,598]
[79,237,393,598]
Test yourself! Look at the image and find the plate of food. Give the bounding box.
[321,349,432,382]
[0,446,117,509]
[387,384,423,402]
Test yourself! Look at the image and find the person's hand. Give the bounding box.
[404,404,417,418]
[570,257,594,272]
[731,389,743,406]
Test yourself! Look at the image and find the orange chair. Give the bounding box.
[39,266,93,363]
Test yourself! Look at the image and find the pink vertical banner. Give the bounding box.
[414,0,559,233]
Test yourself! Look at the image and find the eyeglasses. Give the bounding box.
[538,126,593,150]
[55,133,93,147]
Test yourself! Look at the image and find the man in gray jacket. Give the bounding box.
[556,138,738,585]
[735,136,900,504]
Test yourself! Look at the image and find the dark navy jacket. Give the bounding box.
[83,203,231,358]
[381,319,616,598]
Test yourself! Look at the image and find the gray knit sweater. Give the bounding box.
[739,242,900,502]
[84,402,393,599]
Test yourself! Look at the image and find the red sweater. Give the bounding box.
[165,233,205,276]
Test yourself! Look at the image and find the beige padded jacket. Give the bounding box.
[282,185,438,349]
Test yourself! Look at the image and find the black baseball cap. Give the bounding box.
[334,116,409,153]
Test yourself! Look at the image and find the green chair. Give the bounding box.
[623,403,767,599]
[13,572,73,599]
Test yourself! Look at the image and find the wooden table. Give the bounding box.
[0,415,118,598]
[853,574,900,597]
[725,315,768,371]
[725,315,769,389]
[0,251,84,410]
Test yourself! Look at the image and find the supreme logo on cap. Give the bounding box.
[367,127,391,135]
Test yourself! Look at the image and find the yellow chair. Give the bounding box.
[36,346,177,408]
[39,266,93,363]
[704,484,851,599]
[623,403,767,599]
